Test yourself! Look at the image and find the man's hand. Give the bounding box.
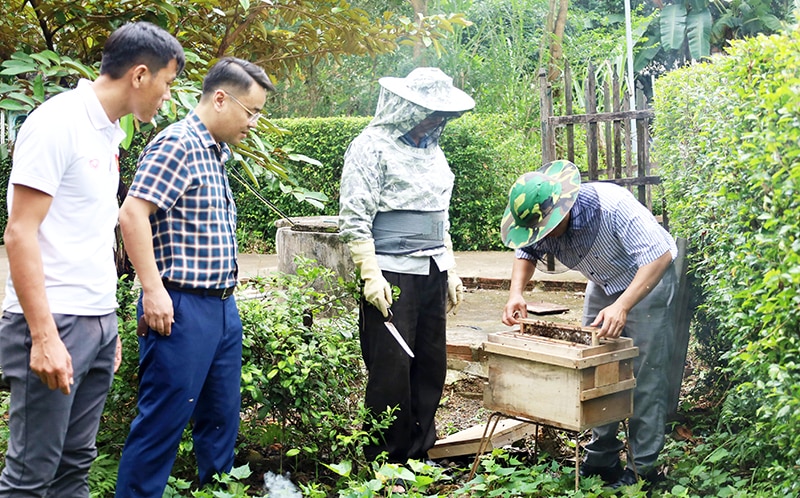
[590,251,673,339]
[590,302,628,339]
[503,258,537,326]
[502,294,528,326]
[30,332,73,394]
[142,285,174,336]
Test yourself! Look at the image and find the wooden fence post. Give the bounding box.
[585,62,598,180]
[564,61,574,163]
[539,68,555,165]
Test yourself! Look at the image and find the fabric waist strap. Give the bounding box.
[372,210,446,255]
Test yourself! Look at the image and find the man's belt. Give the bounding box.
[162,279,236,300]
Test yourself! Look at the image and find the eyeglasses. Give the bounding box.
[225,91,262,124]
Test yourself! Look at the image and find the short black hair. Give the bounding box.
[202,57,275,96]
[100,22,185,79]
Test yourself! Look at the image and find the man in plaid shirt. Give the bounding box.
[115,57,274,498]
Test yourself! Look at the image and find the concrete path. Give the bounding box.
[237,250,588,289]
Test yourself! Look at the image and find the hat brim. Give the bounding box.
[501,160,581,249]
[378,76,476,113]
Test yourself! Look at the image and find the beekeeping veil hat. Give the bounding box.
[378,67,475,113]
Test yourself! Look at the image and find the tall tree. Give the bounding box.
[551,0,569,79]
[0,0,468,84]
[541,0,569,81]
[408,0,428,62]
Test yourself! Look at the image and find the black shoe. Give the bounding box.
[609,468,665,490]
[579,461,624,484]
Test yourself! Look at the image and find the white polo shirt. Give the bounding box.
[4,79,124,315]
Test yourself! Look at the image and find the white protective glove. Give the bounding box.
[348,239,392,317]
[444,232,464,314]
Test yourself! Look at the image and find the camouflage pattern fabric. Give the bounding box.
[501,159,581,249]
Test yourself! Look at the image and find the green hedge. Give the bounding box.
[654,27,800,494]
[234,113,540,251]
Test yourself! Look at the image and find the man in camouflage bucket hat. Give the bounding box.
[501,159,581,249]
[339,67,474,471]
[501,161,678,491]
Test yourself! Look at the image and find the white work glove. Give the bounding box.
[348,239,392,317]
[444,232,464,314]
[447,269,464,314]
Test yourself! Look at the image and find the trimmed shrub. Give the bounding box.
[653,27,800,494]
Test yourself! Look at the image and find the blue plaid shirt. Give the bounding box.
[128,111,238,289]
[518,182,676,295]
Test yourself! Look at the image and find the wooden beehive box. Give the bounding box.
[483,319,639,432]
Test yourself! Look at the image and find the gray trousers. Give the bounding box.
[0,312,118,497]
[582,264,676,474]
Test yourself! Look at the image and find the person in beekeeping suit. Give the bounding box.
[339,67,474,475]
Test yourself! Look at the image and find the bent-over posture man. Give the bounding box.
[501,160,677,490]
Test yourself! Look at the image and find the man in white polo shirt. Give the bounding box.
[0,22,183,497]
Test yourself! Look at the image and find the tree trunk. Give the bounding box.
[408,0,428,63]
[548,0,569,81]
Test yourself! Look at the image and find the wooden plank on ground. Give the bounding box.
[526,301,569,315]
[428,419,537,459]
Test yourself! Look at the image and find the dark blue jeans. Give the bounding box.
[115,290,242,498]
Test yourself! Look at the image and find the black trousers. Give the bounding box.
[359,260,448,462]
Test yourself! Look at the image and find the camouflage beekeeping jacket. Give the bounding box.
[338,86,455,274]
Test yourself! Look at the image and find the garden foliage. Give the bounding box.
[653,25,800,494]
[237,259,374,468]
[93,260,390,494]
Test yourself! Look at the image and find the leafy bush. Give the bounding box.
[653,26,800,493]
[0,157,10,244]
[237,258,378,470]
[93,260,395,494]
[458,450,635,497]
[96,277,142,457]
[234,114,539,252]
